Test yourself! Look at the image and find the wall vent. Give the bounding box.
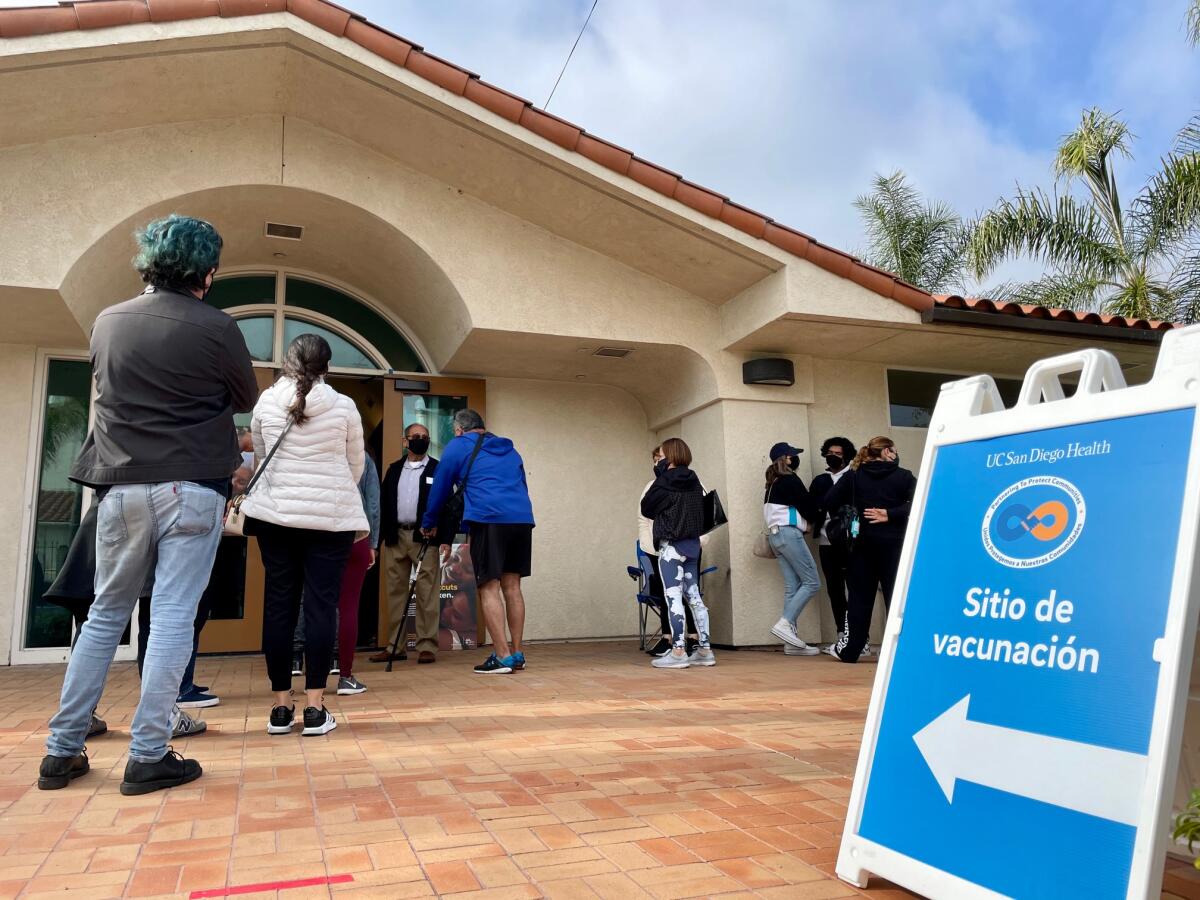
[265,222,304,241]
[593,347,633,358]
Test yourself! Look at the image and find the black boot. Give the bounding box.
[38,752,89,790]
[87,713,107,738]
[120,749,202,796]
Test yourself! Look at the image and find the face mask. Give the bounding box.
[654,458,669,475]
[824,454,844,472]
[407,437,430,456]
[788,456,801,471]
[891,452,900,466]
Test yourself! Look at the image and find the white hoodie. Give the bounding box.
[241,377,368,537]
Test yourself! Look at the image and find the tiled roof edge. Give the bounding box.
[936,295,1176,332]
[0,0,1165,331]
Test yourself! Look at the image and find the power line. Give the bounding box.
[544,0,600,111]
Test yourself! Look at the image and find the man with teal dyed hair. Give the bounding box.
[39,214,258,796]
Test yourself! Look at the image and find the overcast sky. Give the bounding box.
[6,0,1200,278]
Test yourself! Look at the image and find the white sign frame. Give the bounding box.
[837,327,1200,900]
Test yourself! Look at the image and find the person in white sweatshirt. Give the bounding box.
[240,334,367,737]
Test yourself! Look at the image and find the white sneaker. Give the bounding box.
[651,650,690,669]
[784,643,819,657]
[687,647,717,667]
[859,644,877,659]
[770,618,804,649]
[824,644,846,661]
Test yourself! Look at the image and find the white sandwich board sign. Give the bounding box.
[837,326,1200,899]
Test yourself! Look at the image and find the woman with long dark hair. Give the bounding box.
[763,442,822,655]
[241,334,368,735]
[640,438,714,669]
[819,435,916,663]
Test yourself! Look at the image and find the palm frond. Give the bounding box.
[1131,151,1200,257]
[1188,0,1200,47]
[1054,108,1131,248]
[1174,114,1200,156]
[982,272,1109,312]
[967,188,1125,281]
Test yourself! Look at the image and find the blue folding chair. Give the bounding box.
[627,543,659,650]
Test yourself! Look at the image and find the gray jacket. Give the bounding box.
[359,455,382,548]
[70,286,258,487]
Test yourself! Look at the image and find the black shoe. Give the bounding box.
[87,713,107,738]
[645,638,671,656]
[119,749,201,796]
[267,705,295,735]
[38,752,89,790]
[473,653,512,675]
[302,706,337,736]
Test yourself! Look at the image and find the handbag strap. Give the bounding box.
[459,432,487,491]
[239,417,294,500]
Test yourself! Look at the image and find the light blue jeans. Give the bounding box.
[768,525,822,624]
[47,482,222,763]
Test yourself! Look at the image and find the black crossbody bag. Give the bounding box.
[441,432,487,537]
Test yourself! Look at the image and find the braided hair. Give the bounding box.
[281,333,331,425]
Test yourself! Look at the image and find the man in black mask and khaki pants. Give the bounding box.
[374,423,448,664]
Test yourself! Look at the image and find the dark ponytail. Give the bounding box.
[281,333,331,425]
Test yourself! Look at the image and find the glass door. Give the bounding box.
[378,377,486,649]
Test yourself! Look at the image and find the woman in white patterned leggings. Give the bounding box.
[639,438,714,669]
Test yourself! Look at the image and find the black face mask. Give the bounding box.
[407,437,430,456]
[788,456,801,471]
[654,458,669,476]
[824,454,845,472]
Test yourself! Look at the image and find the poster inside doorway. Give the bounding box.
[401,542,478,651]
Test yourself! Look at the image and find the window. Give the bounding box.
[26,360,91,649]
[236,315,275,362]
[887,369,1023,428]
[213,273,426,374]
[284,317,377,370]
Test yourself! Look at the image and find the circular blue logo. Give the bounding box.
[981,476,1086,569]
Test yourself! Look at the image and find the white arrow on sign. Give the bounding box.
[913,695,1148,826]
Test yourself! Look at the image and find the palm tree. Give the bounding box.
[1188,0,1200,46]
[853,171,969,294]
[969,108,1200,321]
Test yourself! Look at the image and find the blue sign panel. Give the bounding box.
[859,408,1195,899]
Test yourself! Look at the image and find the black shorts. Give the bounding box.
[468,523,533,585]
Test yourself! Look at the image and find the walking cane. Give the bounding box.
[386,540,431,672]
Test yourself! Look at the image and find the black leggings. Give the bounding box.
[836,539,902,662]
[818,543,850,637]
[254,520,354,692]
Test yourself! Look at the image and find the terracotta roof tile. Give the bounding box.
[673,180,725,219]
[218,0,284,16]
[146,0,220,23]
[344,16,411,67]
[935,295,1176,333]
[0,0,1173,332]
[75,1,151,28]
[285,0,350,36]
[519,106,581,151]
[719,202,768,239]
[627,158,680,196]
[405,47,470,95]
[0,6,80,37]
[463,78,526,123]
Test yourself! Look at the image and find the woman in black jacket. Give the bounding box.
[639,438,714,669]
[820,435,916,663]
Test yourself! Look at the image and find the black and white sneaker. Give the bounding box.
[473,653,512,674]
[302,706,337,736]
[337,675,367,695]
[267,705,296,735]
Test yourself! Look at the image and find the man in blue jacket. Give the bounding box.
[422,409,534,674]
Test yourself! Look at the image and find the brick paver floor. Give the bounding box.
[0,641,1194,899]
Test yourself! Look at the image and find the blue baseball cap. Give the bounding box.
[770,442,803,461]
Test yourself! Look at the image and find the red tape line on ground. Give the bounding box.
[190,874,354,898]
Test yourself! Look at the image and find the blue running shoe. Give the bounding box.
[511,652,526,671]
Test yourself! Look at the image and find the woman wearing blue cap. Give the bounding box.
[763,442,822,654]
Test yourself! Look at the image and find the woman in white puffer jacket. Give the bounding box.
[242,333,367,738]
